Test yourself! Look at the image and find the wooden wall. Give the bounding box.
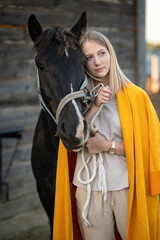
[0,0,145,236]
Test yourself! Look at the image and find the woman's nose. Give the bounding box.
[94,56,101,65]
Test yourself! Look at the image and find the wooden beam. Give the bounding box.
[136,0,146,88]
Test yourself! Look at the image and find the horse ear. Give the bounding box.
[70,11,87,40]
[28,14,42,42]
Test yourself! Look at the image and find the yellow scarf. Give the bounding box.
[53,83,160,240]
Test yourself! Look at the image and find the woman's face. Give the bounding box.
[82,40,110,83]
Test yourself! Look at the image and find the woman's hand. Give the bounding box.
[86,132,108,154]
[94,86,112,107]
[84,86,112,125]
[86,132,126,156]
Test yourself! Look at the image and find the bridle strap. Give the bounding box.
[56,90,85,123]
[39,88,57,123]
[56,74,88,122]
[36,71,88,124]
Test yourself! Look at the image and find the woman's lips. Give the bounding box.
[95,67,104,72]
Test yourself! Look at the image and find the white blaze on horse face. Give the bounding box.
[65,48,69,57]
[71,84,84,141]
[72,99,84,140]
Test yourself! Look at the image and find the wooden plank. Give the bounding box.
[10,0,134,15]
[0,4,135,29]
[11,0,54,8]
[7,174,36,200]
[87,12,134,29]
[0,105,40,117]
[2,162,32,181]
[0,27,24,41]
[135,0,146,88]
[77,1,134,14]
[118,58,135,69]
[0,208,49,240]
[0,93,39,105]
[2,142,32,167]
[0,78,37,98]
[0,105,40,129]
[90,28,135,46]
[0,113,39,130]
[0,43,35,60]
[0,192,41,220]
[0,67,38,105]
[0,7,75,26]
[114,45,135,58]
[3,0,136,14]
[0,59,36,80]
[2,126,35,148]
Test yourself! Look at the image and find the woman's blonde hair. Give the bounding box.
[79,31,132,97]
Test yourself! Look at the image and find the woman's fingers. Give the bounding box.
[101,86,112,94]
[99,87,111,98]
[95,85,112,106]
[98,93,110,102]
[100,93,110,99]
[85,132,106,154]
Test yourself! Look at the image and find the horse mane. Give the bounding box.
[34,25,79,57]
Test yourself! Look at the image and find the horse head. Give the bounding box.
[28,12,88,150]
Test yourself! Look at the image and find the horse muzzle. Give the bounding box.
[57,116,87,151]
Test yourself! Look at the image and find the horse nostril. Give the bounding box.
[58,117,86,146]
[59,121,69,137]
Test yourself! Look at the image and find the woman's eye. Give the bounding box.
[37,63,45,71]
[87,56,92,61]
[100,51,106,56]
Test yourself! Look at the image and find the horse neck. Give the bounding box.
[41,110,58,138]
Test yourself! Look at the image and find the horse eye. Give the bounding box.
[37,63,45,71]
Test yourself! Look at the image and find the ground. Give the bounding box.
[10,226,50,240]
[0,208,50,240]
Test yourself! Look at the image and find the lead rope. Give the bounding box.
[77,104,107,227]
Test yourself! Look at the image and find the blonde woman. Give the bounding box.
[72,31,160,240]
